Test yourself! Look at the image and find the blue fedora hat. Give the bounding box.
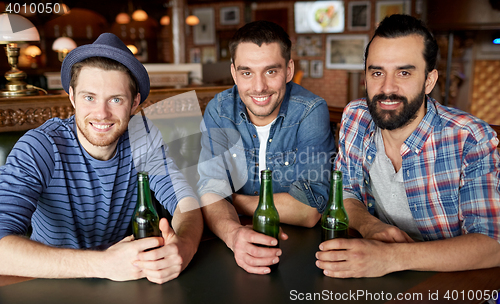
[61,33,150,103]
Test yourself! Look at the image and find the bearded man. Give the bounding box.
[317,14,500,277]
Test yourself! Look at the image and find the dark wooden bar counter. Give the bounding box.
[0,222,498,304]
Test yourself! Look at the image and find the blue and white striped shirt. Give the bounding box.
[0,116,196,249]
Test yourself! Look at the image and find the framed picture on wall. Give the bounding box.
[326,34,368,70]
[296,35,323,57]
[294,1,345,33]
[348,1,371,31]
[190,48,201,63]
[375,0,411,25]
[220,6,240,25]
[310,60,324,78]
[202,46,217,64]
[299,60,309,78]
[193,8,215,45]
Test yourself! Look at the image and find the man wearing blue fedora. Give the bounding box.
[0,33,203,284]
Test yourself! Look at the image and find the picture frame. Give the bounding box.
[310,60,324,78]
[299,60,309,78]
[348,1,371,31]
[189,48,201,63]
[375,0,411,25]
[294,1,345,34]
[193,8,215,45]
[202,46,217,64]
[325,34,368,70]
[220,6,240,25]
[296,35,323,57]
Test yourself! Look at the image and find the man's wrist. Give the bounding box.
[84,250,107,279]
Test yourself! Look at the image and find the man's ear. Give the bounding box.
[69,86,76,108]
[425,69,439,95]
[286,59,295,83]
[131,93,141,113]
[230,63,237,85]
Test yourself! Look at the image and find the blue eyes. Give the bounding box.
[83,96,121,103]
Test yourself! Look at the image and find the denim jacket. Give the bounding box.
[197,82,335,212]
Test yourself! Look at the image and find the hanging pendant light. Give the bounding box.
[132,9,148,21]
[185,15,199,26]
[160,15,170,26]
[116,12,130,24]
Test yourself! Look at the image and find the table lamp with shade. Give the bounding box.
[52,36,77,62]
[0,13,46,97]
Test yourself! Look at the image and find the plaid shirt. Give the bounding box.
[334,97,500,242]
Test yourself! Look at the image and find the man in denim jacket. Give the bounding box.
[197,21,335,274]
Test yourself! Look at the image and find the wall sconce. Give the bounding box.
[0,13,44,97]
[52,36,77,62]
[185,15,200,26]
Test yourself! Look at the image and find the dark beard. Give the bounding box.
[367,86,426,130]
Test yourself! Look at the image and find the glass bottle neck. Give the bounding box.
[329,179,343,209]
[258,176,274,208]
[137,172,154,209]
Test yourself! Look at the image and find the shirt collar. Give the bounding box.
[402,96,440,156]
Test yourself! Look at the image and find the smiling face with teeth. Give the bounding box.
[231,42,294,126]
[365,35,438,131]
[69,66,140,160]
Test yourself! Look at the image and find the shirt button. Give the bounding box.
[254,191,258,195]
[368,203,373,207]
[367,155,372,160]
[365,180,369,185]
[284,161,289,166]
[269,138,272,142]
[253,134,257,138]
[407,170,410,177]
[232,153,237,158]
[256,163,259,167]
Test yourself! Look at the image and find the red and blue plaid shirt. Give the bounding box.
[334,97,500,242]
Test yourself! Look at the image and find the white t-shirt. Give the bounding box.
[254,119,276,180]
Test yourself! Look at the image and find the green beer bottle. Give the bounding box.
[132,171,161,240]
[253,169,280,272]
[321,170,349,241]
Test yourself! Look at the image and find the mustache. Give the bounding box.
[371,93,407,103]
